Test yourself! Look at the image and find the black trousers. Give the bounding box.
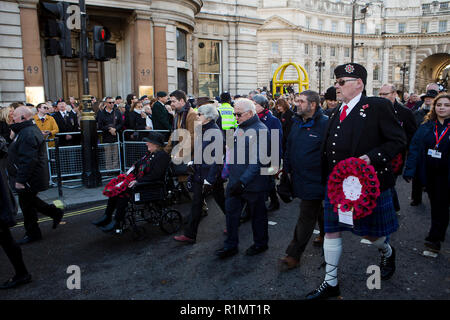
[105,196,129,222]
[0,222,28,277]
[286,199,324,260]
[411,177,423,203]
[18,191,59,238]
[426,176,449,243]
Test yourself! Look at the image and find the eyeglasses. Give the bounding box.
[233,111,248,118]
[41,106,49,110]
[197,113,203,116]
[334,79,358,86]
[107,102,114,104]
[379,92,394,96]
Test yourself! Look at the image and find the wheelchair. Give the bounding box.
[115,169,183,240]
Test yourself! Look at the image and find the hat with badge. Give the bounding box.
[334,63,367,86]
[421,89,438,100]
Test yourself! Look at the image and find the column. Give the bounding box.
[409,47,417,93]
[382,46,390,84]
[133,11,153,97]
[19,0,44,104]
[366,48,374,96]
[153,19,168,93]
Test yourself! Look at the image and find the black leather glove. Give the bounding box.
[229,182,245,196]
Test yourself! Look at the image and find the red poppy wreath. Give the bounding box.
[103,173,136,198]
[327,157,381,220]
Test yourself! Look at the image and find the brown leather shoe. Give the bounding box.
[279,256,300,271]
[313,235,324,247]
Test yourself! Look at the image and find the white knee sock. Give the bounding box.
[371,236,392,258]
[323,237,342,287]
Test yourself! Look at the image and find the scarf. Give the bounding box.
[257,109,270,119]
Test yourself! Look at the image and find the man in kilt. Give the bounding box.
[305,63,407,300]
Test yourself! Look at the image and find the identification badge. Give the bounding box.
[428,149,442,159]
[338,206,354,227]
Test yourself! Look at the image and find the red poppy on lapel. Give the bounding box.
[362,104,369,110]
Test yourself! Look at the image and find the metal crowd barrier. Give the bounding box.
[46,129,170,189]
[121,129,170,171]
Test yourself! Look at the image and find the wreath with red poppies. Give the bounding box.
[327,157,380,220]
[103,173,136,198]
[390,153,403,175]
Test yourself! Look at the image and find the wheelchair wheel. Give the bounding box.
[131,225,146,241]
[159,209,182,234]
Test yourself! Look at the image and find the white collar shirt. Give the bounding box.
[339,92,362,116]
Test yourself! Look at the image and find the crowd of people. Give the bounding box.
[0,63,448,301]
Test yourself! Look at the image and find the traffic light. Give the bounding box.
[92,26,116,61]
[42,1,72,58]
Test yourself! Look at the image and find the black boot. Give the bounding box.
[380,246,396,280]
[267,190,280,212]
[92,215,112,227]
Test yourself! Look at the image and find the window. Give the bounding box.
[360,23,366,34]
[374,48,380,59]
[330,65,336,79]
[344,47,350,57]
[346,23,351,34]
[318,19,324,31]
[422,22,429,33]
[422,3,430,11]
[398,23,406,33]
[394,66,401,82]
[271,42,279,54]
[176,29,187,61]
[198,39,221,97]
[317,45,322,56]
[306,17,311,29]
[177,68,188,93]
[304,43,309,55]
[330,47,336,57]
[439,20,447,32]
[373,65,379,81]
[441,2,449,10]
[332,21,337,32]
[359,47,366,58]
[304,62,310,75]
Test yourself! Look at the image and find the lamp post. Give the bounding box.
[79,0,101,187]
[315,57,325,95]
[351,1,369,63]
[400,62,409,102]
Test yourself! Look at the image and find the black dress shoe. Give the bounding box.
[0,274,32,289]
[424,240,441,253]
[92,215,112,227]
[305,281,340,300]
[52,208,64,229]
[100,221,121,233]
[267,201,280,212]
[215,247,238,259]
[410,200,421,206]
[245,244,268,256]
[380,246,396,280]
[17,235,42,245]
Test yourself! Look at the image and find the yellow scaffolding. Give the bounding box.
[272,61,309,96]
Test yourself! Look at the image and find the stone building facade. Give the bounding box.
[257,0,450,96]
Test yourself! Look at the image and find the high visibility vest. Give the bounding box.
[217,103,237,130]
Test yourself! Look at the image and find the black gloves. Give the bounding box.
[229,182,245,196]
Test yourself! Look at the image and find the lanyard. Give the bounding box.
[434,121,449,149]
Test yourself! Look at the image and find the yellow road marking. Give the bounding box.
[13,204,107,228]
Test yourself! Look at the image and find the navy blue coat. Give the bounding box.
[259,110,283,160]
[404,119,450,186]
[227,115,271,193]
[284,108,329,200]
[192,120,223,185]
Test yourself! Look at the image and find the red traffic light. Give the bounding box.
[93,26,111,42]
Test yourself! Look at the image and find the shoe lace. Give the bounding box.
[316,281,329,293]
[379,250,388,267]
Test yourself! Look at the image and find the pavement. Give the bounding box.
[14,180,109,220]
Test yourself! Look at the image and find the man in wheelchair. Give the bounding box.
[92,132,170,233]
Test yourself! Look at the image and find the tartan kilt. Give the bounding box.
[324,189,399,237]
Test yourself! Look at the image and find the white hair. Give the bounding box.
[197,103,219,121]
[234,98,256,115]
